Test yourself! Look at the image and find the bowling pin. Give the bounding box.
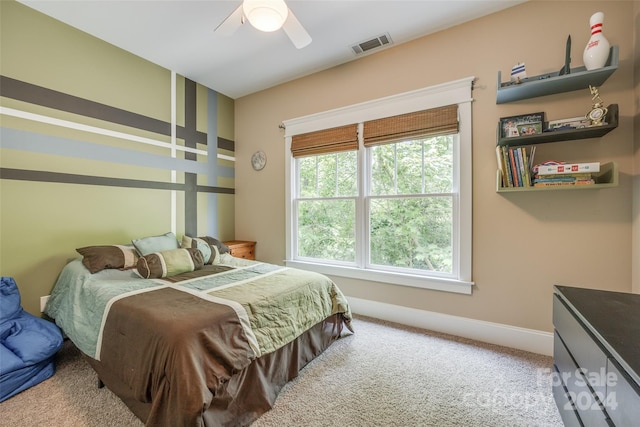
[583,12,610,70]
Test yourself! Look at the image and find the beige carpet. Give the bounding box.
[0,315,563,427]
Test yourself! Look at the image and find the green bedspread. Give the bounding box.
[45,254,352,360]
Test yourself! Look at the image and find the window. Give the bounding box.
[284,78,474,294]
[367,134,455,275]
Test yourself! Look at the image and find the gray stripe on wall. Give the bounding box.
[0,168,235,194]
[1,75,170,137]
[0,127,213,175]
[218,137,235,152]
[0,75,212,147]
[184,79,198,236]
[207,88,220,237]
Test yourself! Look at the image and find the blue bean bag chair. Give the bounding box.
[0,276,63,402]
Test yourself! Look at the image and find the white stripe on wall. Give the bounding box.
[0,106,208,156]
[170,71,177,235]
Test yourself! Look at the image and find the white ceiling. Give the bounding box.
[19,0,526,99]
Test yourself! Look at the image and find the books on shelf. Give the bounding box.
[535,162,600,175]
[530,161,600,187]
[534,173,592,182]
[533,181,595,187]
[496,145,536,188]
[497,155,602,189]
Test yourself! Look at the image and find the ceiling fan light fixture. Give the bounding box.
[243,0,289,32]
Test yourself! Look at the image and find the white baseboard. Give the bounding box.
[347,296,553,356]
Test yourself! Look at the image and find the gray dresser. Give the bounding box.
[553,285,640,426]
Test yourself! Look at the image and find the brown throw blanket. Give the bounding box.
[100,287,255,425]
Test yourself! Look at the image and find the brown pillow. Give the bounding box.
[76,245,139,274]
[136,248,204,279]
[198,236,230,255]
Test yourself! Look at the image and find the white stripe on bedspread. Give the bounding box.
[200,265,289,293]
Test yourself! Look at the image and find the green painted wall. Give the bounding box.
[0,1,236,315]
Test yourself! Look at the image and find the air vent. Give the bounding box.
[350,33,393,55]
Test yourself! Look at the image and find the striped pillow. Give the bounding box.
[136,248,204,279]
[76,245,139,274]
[180,236,213,264]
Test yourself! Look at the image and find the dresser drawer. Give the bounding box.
[554,332,610,427]
[553,294,608,398]
[552,365,583,427]
[606,358,640,427]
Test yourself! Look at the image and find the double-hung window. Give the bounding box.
[284,78,474,294]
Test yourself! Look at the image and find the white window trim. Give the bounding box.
[284,77,474,295]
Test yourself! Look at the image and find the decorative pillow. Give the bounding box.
[209,244,221,265]
[180,236,212,264]
[76,245,139,274]
[132,232,179,256]
[198,236,230,255]
[136,248,204,279]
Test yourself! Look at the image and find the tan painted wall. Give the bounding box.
[633,0,640,294]
[235,1,636,332]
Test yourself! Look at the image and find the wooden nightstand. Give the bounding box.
[224,240,256,260]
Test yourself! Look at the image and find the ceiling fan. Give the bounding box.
[215,0,312,49]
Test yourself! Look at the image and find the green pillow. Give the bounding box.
[136,248,204,279]
[132,232,179,256]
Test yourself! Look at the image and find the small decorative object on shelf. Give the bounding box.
[583,12,610,70]
[510,62,527,84]
[558,35,572,76]
[586,85,608,126]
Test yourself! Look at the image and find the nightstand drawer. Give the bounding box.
[230,246,254,259]
[224,240,256,260]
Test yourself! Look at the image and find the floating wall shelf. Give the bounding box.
[496,46,618,104]
[496,161,618,193]
[497,104,618,147]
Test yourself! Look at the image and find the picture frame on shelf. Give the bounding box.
[499,112,545,138]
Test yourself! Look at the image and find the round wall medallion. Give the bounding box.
[251,150,266,171]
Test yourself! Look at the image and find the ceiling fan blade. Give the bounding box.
[214,4,244,36]
[282,9,311,49]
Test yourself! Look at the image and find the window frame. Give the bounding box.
[284,77,474,294]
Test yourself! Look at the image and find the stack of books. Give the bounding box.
[532,161,600,187]
[496,145,536,187]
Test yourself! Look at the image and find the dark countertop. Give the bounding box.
[554,285,640,387]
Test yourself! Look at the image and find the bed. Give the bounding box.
[44,236,352,426]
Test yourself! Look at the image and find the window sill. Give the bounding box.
[284,260,474,295]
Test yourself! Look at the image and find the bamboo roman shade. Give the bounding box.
[291,124,358,158]
[363,104,458,147]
